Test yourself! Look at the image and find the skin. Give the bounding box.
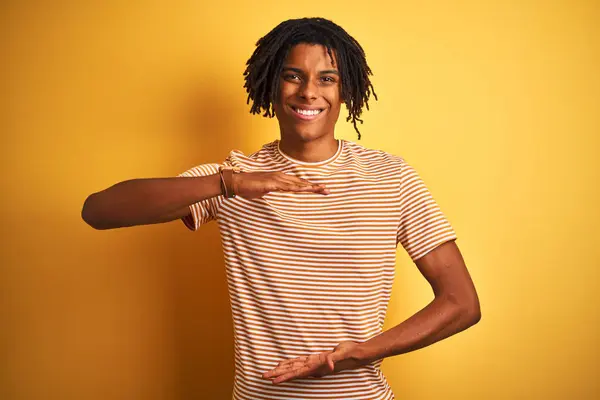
[273,43,343,163]
[83,41,481,386]
[261,43,481,385]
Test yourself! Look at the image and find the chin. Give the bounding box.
[287,127,329,142]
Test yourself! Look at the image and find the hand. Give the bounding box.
[232,171,330,200]
[261,341,367,385]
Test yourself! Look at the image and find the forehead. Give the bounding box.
[284,43,338,70]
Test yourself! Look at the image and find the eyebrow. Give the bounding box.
[282,67,339,75]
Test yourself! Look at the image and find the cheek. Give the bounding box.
[327,98,343,122]
[326,87,342,105]
[329,106,342,122]
[277,81,296,100]
[327,93,343,111]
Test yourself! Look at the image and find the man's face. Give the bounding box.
[273,43,343,142]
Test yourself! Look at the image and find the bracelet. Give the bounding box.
[218,168,229,197]
[218,165,241,198]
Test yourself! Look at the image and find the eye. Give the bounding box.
[321,76,336,83]
[283,74,301,81]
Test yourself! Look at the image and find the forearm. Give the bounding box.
[358,295,480,364]
[82,174,222,229]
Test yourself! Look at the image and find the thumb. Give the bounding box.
[326,354,335,372]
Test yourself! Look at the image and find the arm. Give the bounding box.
[81,174,222,230]
[261,240,481,385]
[81,171,328,230]
[357,240,481,363]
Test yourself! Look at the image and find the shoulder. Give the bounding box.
[223,140,279,171]
[342,140,407,172]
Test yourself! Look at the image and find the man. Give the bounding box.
[82,17,480,400]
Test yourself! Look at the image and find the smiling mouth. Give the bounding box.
[290,106,325,120]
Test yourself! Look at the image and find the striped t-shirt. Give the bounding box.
[179,138,457,400]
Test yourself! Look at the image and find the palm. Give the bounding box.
[263,341,364,385]
[266,352,332,384]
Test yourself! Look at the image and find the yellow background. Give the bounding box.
[2,1,599,399]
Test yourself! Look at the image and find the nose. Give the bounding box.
[299,78,318,100]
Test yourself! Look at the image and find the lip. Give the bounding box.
[289,105,326,121]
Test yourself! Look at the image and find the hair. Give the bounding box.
[243,17,377,140]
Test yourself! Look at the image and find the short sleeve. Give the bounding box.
[396,159,457,261]
[177,163,223,231]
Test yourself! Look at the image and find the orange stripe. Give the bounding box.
[179,139,455,399]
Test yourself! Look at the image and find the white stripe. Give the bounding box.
[180,139,452,398]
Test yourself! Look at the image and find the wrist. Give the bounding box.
[218,166,241,198]
[231,172,240,196]
[354,341,379,365]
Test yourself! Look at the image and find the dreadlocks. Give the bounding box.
[243,17,377,140]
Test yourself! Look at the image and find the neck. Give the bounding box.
[279,134,339,163]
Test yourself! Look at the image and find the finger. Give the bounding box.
[290,177,324,189]
[297,184,328,193]
[300,180,328,193]
[326,354,335,372]
[277,174,328,192]
[265,360,306,377]
[279,356,307,366]
[277,172,314,185]
[271,366,312,384]
[265,364,293,377]
[263,365,292,378]
[281,182,329,194]
[318,186,330,195]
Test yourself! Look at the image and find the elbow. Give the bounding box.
[81,194,94,227]
[444,291,481,327]
[81,194,108,230]
[462,296,481,326]
[466,302,481,326]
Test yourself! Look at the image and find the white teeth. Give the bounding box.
[294,108,322,116]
